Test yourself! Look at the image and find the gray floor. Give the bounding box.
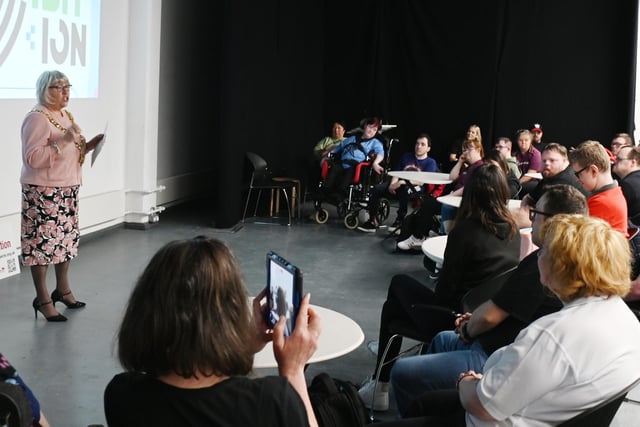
[2,200,639,426]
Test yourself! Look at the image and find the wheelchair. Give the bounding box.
[313,154,390,229]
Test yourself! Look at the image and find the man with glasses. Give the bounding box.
[520,143,587,209]
[569,140,628,235]
[389,185,588,415]
[494,137,521,179]
[610,132,633,157]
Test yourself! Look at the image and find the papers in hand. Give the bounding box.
[91,123,107,167]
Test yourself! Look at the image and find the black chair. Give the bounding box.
[367,266,517,421]
[242,152,297,226]
[403,376,640,426]
[558,376,640,426]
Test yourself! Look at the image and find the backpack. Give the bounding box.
[308,373,370,427]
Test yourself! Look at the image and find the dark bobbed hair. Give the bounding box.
[484,149,510,176]
[457,163,517,238]
[116,236,254,378]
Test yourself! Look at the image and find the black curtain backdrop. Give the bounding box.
[189,0,638,227]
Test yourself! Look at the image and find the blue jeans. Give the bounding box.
[390,330,488,416]
[439,204,457,233]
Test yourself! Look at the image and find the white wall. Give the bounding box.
[0,0,163,251]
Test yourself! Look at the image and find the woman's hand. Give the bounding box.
[85,133,105,152]
[61,123,82,145]
[273,293,321,375]
[251,288,273,353]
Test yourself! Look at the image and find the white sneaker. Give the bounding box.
[358,378,389,411]
[397,235,426,251]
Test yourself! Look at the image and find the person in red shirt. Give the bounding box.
[569,140,628,236]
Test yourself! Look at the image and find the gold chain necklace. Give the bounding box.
[31,108,86,165]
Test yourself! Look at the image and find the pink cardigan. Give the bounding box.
[20,106,83,187]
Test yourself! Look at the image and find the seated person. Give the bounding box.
[569,140,628,235]
[493,136,521,179]
[439,135,485,235]
[613,144,640,226]
[317,117,385,205]
[357,133,438,232]
[483,149,520,199]
[104,237,321,427]
[531,122,547,152]
[358,164,521,412]
[613,145,640,292]
[389,215,640,426]
[396,137,484,251]
[520,143,587,207]
[389,185,587,416]
[515,129,542,197]
[313,121,346,168]
[611,132,633,157]
[0,352,50,427]
[513,142,588,228]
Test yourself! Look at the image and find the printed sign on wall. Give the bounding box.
[0,223,20,280]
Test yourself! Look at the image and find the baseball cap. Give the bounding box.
[531,123,543,133]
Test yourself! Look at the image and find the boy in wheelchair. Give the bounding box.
[314,117,385,217]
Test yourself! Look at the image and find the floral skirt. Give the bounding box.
[21,184,80,266]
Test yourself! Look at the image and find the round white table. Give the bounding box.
[421,235,448,265]
[421,229,536,266]
[387,170,452,185]
[437,194,521,210]
[253,304,364,369]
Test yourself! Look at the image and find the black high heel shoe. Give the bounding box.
[51,289,86,309]
[32,298,67,322]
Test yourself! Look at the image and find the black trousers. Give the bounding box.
[373,274,454,382]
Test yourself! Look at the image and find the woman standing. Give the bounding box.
[21,70,104,321]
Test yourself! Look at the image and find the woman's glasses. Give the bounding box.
[48,85,72,92]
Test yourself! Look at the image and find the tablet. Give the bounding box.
[266,251,303,337]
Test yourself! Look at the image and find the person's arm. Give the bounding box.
[273,294,321,427]
[458,373,495,421]
[462,300,509,339]
[519,170,537,184]
[449,155,465,181]
[372,153,384,174]
[38,411,51,427]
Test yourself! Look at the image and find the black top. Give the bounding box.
[527,164,588,203]
[435,219,521,312]
[104,373,310,427]
[621,170,640,225]
[476,250,563,354]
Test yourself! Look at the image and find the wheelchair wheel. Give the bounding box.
[376,198,391,224]
[344,212,359,229]
[314,208,329,224]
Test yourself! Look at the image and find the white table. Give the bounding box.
[388,170,452,185]
[253,304,364,369]
[525,172,543,180]
[437,194,521,210]
[422,229,535,266]
[421,235,448,265]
